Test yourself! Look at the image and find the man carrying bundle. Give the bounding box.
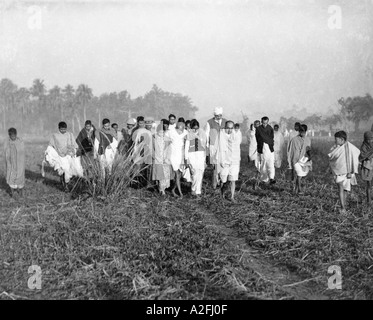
[47,121,79,191]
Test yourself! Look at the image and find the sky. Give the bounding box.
[0,0,372,121]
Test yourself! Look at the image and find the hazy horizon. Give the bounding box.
[1,0,372,120]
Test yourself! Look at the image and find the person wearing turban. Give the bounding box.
[204,107,227,189]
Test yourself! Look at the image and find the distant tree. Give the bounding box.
[338,94,373,132]
[76,84,93,125]
[62,84,76,132]
[15,87,31,129]
[0,78,17,132]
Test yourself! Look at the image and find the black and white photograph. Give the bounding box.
[0,0,373,304]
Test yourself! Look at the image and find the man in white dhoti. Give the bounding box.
[217,121,242,202]
[185,119,208,199]
[247,120,261,174]
[169,121,189,198]
[328,131,360,213]
[152,122,172,196]
[287,124,312,194]
[273,124,285,169]
[255,117,276,184]
[205,107,228,189]
[132,117,153,187]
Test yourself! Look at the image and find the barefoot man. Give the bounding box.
[217,121,242,202]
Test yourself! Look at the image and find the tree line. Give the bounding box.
[278,94,373,135]
[0,79,198,135]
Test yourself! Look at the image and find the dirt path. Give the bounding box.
[186,194,330,300]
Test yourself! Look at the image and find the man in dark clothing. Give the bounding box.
[255,116,276,184]
[76,120,96,157]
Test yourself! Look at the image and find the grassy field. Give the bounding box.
[0,137,372,300]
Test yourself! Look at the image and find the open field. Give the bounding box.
[0,138,372,300]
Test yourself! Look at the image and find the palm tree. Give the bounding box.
[48,85,63,120]
[62,84,76,132]
[76,84,93,123]
[15,87,31,129]
[0,78,17,132]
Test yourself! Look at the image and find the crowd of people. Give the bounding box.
[3,107,373,212]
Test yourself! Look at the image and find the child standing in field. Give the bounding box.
[328,131,360,214]
[359,131,373,204]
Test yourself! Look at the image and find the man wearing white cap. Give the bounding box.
[204,107,227,189]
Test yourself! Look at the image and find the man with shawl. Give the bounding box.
[359,131,373,204]
[204,107,228,189]
[255,116,276,184]
[4,127,25,198]
[273,124,285,169]
[131,116,153,187]
[152,122,172,196]
[48,121,78,190]
[76,120,96,157]
[217,121,242,202]
[94,118,118,175]
[328,131,360,213]
[287,124,312,194]
[185,119,208,199]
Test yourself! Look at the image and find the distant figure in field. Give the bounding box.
[152,122,172,196]
[169,121,189,198]
[288,124,312,194]
[248,120,261,174]
[4,128,25,198]
[185,119,208,199]
[288,122,301,142]
[256,116,276,184]
[328,131,360,214]
[76,120,96,158]
[359,131,373,204]
[205,107,228,189]
[287,124,312,190]
[217,121,242,202]
[273,124,285,169]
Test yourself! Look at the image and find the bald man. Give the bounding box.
[204,107,228,189]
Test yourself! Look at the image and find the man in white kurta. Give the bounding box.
[247,120,261,173]
[185,120,208,198]
[273,124,285,169]
[217,121,242,202]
